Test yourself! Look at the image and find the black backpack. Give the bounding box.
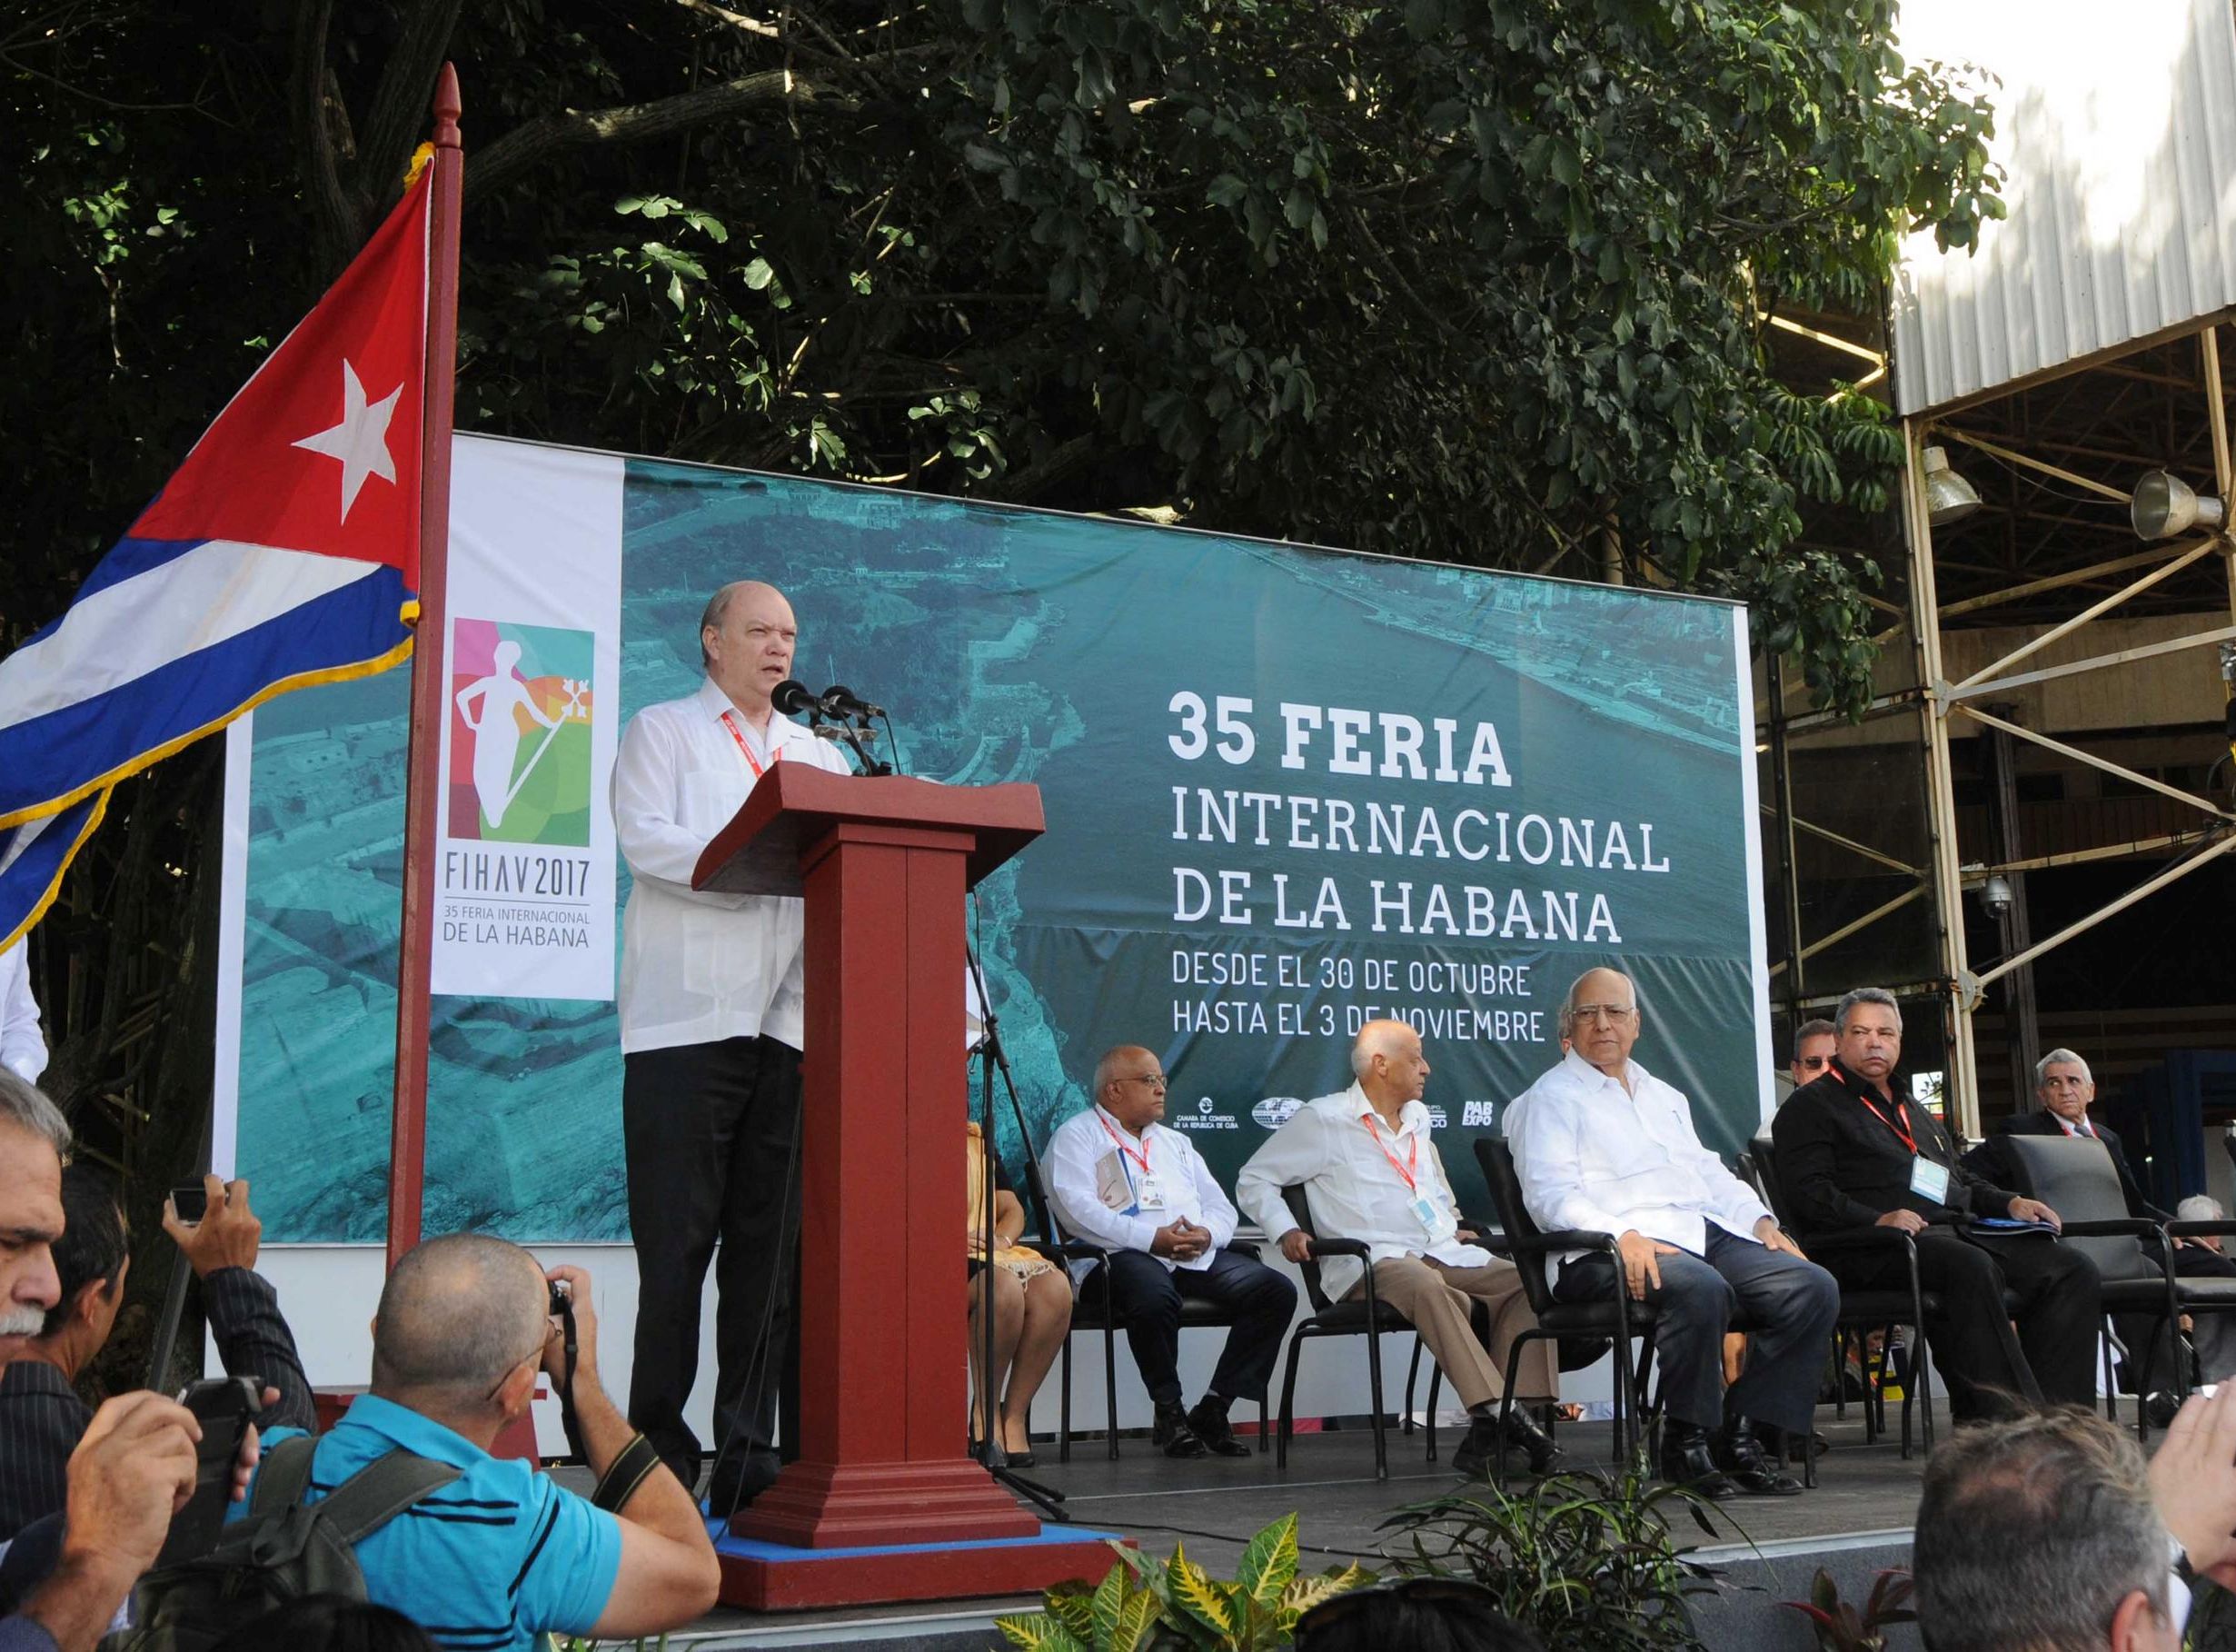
[109,1434,461,1652]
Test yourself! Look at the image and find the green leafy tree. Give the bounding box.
[0,0,1997,1338]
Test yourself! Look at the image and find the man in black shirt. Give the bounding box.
[1772,988,2101,1419]
[0,1169,314,1542]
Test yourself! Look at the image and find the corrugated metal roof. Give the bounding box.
[1890,0,2236,414]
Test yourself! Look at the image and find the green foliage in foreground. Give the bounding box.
[995,1513,1369,1651]
[1376,1464,1725,1651]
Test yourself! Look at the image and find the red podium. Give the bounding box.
[691,764,1119,1608]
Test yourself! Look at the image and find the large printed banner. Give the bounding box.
[218,434,1770,1242]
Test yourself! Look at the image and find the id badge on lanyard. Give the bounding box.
[1910,1157,1951,1204]
[1411,1193,1458,1242]
[1133,1173,1169,1211]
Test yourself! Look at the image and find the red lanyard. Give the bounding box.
[1359,1114,1419,1192]
[720,711,780,779]
[1096,1110,1154,1176]
[1855,1091,1918,1155]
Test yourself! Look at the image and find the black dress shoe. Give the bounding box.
[1153,1399,1207,1458]
[1714,1417,1804,1497]
[1450,1412,1502,1478]
[1500,1408,1568,1476]
[1187,1398,1253,1458]
[1657,1421,1738,1499]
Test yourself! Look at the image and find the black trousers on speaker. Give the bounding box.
[623,1033,803,1509]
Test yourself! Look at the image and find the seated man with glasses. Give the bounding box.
[1045,1047,1297,1458]
[228,1234,720,1650]
[1507,968,1838,1498]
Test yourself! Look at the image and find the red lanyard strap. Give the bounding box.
[1360,1114,1420,1192]
[720,710,779,779]
[1096,1110,1153,1175]
[1855,1092,1919,1156]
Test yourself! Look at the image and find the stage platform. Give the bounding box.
[577,1411,1933,1649]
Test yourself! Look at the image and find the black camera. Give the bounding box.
[549,1279,571,1317]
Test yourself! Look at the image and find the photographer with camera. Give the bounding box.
[0,1169,313,1544]
[218,1234,717,1650]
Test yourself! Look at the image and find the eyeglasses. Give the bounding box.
[1794,1054,1832,1072]
[1571,1003,1635,1023]
[1293,1577,1512,1648]
[1118,1072,1168,1089]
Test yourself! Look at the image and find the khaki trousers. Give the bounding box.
[1346,1255,1557,1411]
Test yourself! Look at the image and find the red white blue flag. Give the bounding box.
[0,172,433,947]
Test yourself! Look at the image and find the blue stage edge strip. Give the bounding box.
[708,1518,1124,1562]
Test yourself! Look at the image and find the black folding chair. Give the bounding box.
[1270,1185,1417,1479]
[1749,1132,1939,1460]
[1474,1138,1659,1485]
[1997,1132,2232,1442]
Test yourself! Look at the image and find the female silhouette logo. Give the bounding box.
[454,638,566,835]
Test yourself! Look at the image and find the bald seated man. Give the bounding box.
[1237,1020,1564,1479]
[230,1237,718,1649]
[1507,968,1837,1498]
[610,580,854,1513]
[1044,1047,1296,1458]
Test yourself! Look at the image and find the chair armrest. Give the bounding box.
[1304,1236,1372,1259]
[2165,1221,2236,1243]
[1503,1228,1617,1255]
[1791,1226,1920,1257]
[2044,1218,2163,1240]
[1021,1237,1108,1265]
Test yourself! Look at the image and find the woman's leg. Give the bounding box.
[1000,1269,1074,1452]
[968,1268,1027,1439]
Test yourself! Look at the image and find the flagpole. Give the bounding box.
[388,64,463,1272]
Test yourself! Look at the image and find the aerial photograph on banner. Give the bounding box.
[229,435,1762,1243]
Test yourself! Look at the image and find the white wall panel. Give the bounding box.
[1891,0,2236,413]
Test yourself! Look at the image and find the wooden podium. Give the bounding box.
[691,764,1119,1607]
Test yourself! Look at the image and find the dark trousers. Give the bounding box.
[623,1033,803,1503]
[2115,1241,2236,1390]
[1087,1248,1297,1408]
[1820,1225,2101,1419]
[1555,1228,1839,1437]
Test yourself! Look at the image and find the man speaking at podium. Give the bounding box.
[610,580,853,1514]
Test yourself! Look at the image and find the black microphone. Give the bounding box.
[770,678,820,716]
[817,683,885,720]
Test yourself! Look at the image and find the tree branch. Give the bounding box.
[463,69,860,208]
[353,0,467,219]
[288,0,361,280]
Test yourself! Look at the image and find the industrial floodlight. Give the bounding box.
[1922,445,1982,526]
[2131,471,2226,540]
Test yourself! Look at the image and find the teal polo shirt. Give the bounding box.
[228,1396,622,1652]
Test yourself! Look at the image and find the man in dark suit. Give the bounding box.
[1970,1049,2236,1388]
[1772,989,2102,1420]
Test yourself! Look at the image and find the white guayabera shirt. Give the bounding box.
[610,676,852,1054]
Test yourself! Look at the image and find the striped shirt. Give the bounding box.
[230,1396,621,1652]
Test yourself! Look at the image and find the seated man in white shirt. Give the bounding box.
[1507,968,1837,1498]
[1237,1020,1565,1479]
[1044,1047,1297,1458]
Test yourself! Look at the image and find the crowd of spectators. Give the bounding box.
[0,1069,717,1652]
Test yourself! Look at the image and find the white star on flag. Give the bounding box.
[293,360,403,522]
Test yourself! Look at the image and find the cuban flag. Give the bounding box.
[0,170,433,947]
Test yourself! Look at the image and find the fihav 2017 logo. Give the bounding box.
[448,618,594,846]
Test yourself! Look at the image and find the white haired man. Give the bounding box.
[1237,1020,1563,1479]
[1970,1049,2236,1388]
[1507,968,1836,1498]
